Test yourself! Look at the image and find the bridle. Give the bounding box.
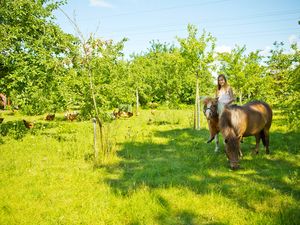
[203,105,218,118]
[204,107,212,112]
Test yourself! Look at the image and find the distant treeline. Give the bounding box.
[0,0,299,129]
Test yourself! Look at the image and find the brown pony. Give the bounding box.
[219,101,272,169]
[0,93,6,109]
[203,97,220,152]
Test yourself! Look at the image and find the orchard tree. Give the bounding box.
[176,24,216,96]
[0,0,77,114]
[143,41,185,106]
[239,50,266,102]
[266,42,300,129]
[61,35,129,119]
[129,41,186,107]
[90,38,132,111]
[128,54,154,106]
[177,24,216,129]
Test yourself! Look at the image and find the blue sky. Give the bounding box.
[54,0,300,57]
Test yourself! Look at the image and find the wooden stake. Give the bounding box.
[93,118,98,161]
[136,88,139,116]
[194,73,200,130]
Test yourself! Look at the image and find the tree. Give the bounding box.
[219,48,267,103]
[129,40,186,107]
[0,0,77,114]
[176,24,216,92]
[177,24,216,129]
[242,51,267,101]
[265,42,300,129]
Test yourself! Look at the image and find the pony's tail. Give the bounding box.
[260,130,266,147]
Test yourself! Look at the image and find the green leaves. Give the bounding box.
[265,42,300,130]
[0,0,298,129]
[0,0,77,114]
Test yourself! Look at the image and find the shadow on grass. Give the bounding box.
[241,131,300,201]
[105,128,225,190]
[102,126,300,224]
[154,193,228,225]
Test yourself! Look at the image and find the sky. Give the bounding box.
[54,0,300,58]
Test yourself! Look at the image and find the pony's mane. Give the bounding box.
[227,101,271,115]
[244,100,270,108]
[219,108,239,142]
[226,104,242,110]
[203,97,217,105]
[219,108,233,129]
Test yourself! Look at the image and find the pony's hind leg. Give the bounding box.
[214,134,219,152]
[262,128,270,154]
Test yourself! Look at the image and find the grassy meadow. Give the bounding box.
[0,108,299,225]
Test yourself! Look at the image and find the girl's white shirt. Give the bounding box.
[218,87,233,104]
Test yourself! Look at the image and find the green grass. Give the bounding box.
[0,108,299,225]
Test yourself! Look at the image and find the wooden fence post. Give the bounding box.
[92,118,98,161]
[136,88,139,116]
[194,73,200,130]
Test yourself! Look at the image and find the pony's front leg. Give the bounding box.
[239,148,243,158]
[214,134,219,152]
[238,136,243,158]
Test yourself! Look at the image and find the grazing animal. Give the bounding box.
[148,102,159,109]
[45,114,55,121]
[219,101,273,170]
[113,110,133,119]
[112,110,119,119]
[0,93,6,109]
[203,97,220,152]
[0,118,4,124]
[23,119,34,129]
[124,111,133,118]
[65,112,79,121]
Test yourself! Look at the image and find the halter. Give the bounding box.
[204,107,212,112]
[204,106,213,113]
[204,106,218,118]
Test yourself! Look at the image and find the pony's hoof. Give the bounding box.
[206,138,213,143]
[251,150,259,155]
[230,165,240,170]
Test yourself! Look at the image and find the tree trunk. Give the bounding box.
[136,88,139,116]
[92,118,98,161]
[194,74,200,130]
[87,63,104,156]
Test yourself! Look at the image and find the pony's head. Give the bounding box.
[203,97,218,120]
[220,107,242,170]
[224,134,241,170]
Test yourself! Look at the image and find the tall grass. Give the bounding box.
[0,109,299,225]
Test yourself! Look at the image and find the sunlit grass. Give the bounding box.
[0,108,299,224]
